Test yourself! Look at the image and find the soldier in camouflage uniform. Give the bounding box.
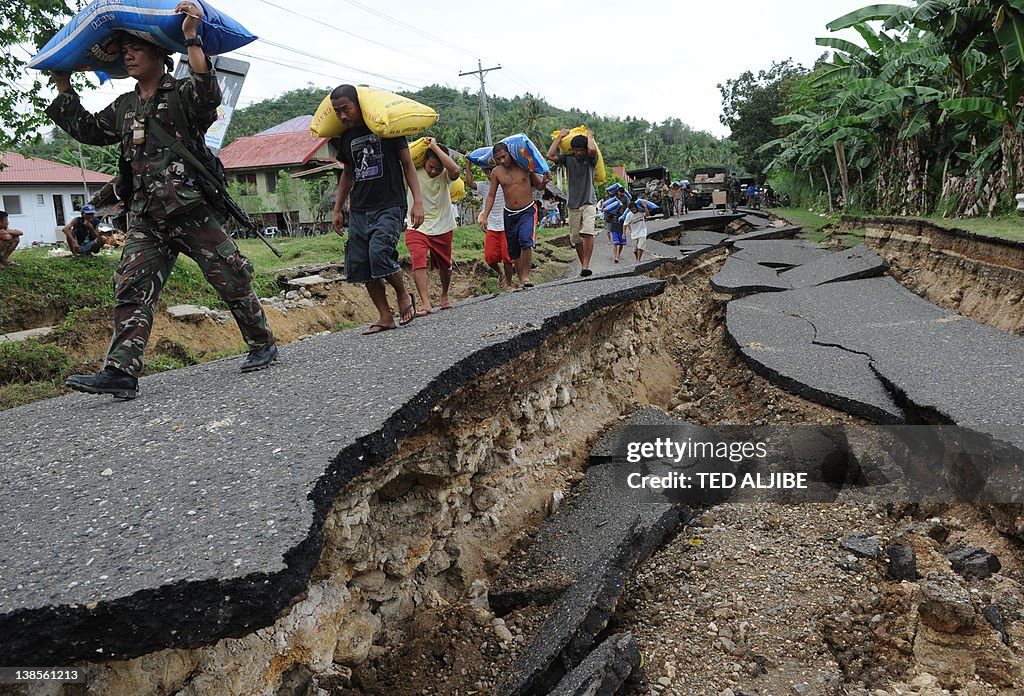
[46,1,276,400]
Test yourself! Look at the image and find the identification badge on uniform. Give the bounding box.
[132,116,146,145]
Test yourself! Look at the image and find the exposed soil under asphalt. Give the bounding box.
[329,229,1024,696]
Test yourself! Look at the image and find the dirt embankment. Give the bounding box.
[330,249,1024,696]
[321,256,1024,696]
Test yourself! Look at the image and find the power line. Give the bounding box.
[338,0,477,60]
[252,0,547,108]
[250,0,461,75]
[257,38,425,90]
[330,0,545,99]
[235,51,353,84]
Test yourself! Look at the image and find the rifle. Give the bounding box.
[218,190,283,257]
[147,114,283,257]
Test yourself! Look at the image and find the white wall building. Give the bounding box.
[0,152,111,247]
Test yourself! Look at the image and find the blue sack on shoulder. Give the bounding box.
[467,147,496,169]
[29,0,256,77]
[500,133,550,175]
[601,198,623,215]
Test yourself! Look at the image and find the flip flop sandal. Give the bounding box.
[398,297,417,326]
[362,323,396,335]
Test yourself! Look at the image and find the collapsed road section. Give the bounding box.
[0,275,662,669]
[1,211,1022,695]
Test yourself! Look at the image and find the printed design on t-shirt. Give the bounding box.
[351,133,384,181]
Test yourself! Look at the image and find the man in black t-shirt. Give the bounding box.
[330,84,423,334]
[62,204,107,256]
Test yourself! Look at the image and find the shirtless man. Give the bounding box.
[478,142,549,288]
[0,211,23,267]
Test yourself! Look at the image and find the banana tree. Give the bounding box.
[832,0,1024,215]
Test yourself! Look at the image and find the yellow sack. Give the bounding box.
[552,125,606,183]
[310,86,438,138]
[450,176,466,202]
[409,137,429,167]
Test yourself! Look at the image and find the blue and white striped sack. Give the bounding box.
[29,0,256,78]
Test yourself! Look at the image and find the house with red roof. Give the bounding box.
[0,152,112,247]
[219,116,338,233]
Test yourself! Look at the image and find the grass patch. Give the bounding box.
[920,214,1024,242]
[797,210,1024,243]
[0,380,68,410]
[0,251,116,332]
[0,339,71,383]
[238,233,345,270]
[3,225,563,331]
[0,235,346,333]
[144,354,188,373]
[837,229,867,247]
[771,207,836,233]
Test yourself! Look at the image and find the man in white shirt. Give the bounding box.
[406,137,461,313]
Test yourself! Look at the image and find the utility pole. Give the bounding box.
[643,137,649,167]
[77,142,90,201]
[460,59,501,145]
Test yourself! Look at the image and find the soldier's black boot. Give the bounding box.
[241,342,278,373]
[66,366,138,400]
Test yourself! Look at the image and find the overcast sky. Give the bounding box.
[35,0,874,140]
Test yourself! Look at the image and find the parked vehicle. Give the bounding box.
[263,226,279,237]
[688,166,728,209]
[625,166,672,218]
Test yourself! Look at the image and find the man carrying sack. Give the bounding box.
[46,1,277,400]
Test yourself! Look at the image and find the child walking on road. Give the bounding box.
[610,210,626,263]
[623,201,649,262]
[465,161,515,289]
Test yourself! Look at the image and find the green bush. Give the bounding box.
[0,340,71,383]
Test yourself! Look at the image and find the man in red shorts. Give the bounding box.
[465,161,514,288]
[406,137,460,314]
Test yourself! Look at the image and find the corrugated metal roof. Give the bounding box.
[256,115,314,135]
[220,130,330,170]
[0,152,113,185]
[291,162,343,178]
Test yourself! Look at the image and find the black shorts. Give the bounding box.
[344,207,404,283]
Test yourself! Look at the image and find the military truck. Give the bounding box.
[625,166,671,217]
[688,166,728,209]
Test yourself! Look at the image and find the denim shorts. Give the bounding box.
[344,207,405,283]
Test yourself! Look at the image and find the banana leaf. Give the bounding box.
[939,97,1010,123]
[996,13,1024,68]
[826,4,908,31]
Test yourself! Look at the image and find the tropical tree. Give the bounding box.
[2,0,90,151]
[719,59,809,178]
[56,142,118,175]
[302,175,334,227]
[754,1,1024,216]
